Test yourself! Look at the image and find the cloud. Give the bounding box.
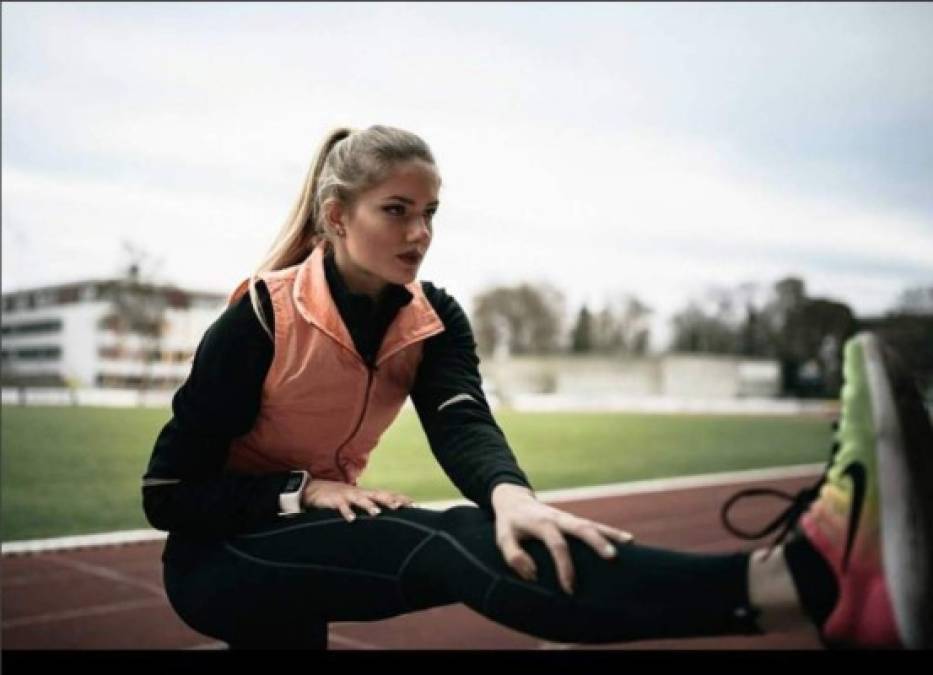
[3,1,931,349]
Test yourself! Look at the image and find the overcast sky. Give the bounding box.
[3,2,932,348]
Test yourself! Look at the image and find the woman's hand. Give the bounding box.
[491,483,634,595]
[303,479,415,522]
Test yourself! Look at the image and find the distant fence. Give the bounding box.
[1,387,174,408]
[0,386,839,416]
[505,393,839,416]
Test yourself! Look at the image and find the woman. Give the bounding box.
[142,125,931,650]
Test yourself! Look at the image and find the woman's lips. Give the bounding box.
[397,253,422,266]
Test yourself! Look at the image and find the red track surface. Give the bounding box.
[2,475,825,650]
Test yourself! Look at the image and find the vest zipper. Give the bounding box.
[333,362,376,483]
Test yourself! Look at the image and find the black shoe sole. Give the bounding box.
[861,331,933,649]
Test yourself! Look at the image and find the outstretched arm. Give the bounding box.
[411,282,633,594]
[410,282,534,514]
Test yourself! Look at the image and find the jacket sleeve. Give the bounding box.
[410,282,534,515]
[141,281,294,537]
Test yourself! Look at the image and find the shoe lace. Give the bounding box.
[720,422,840,555]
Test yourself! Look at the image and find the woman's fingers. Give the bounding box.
[594,522,635,544]
[496,531,538,582]
[539,525,575,595]
[554,514,631,560]
[369,491,414,510]
[367,491,396,509]
[351,495,382,516]
[560,519,618,560]
[337,502,357,523]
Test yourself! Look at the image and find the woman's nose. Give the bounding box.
[407,217,432,241]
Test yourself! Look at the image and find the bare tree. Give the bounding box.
[570,305,594,353]
[614,295,653,355]
[472,283,565,356]
[104,241,170,401]
[669,283,750,355]
[669,299,737,354]
[892,285,933,316]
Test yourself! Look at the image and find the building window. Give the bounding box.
[1,319,64,336]
[98,314,122,331]
[96,373,185,389]
[98,345,122,360]
[36,291,56,308]
[165,289,190,309]
[8,346,61,361]
[96,284,116,302]
[57,287,80,304]
[97,346,188,362]
[2,372,66,387]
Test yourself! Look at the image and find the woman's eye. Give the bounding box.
[384,205,405,216]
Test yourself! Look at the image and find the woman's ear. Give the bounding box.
[323,200,346,237]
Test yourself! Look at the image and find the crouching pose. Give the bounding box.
[142,125,932,650]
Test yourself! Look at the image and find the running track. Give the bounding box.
[2,467,826,650]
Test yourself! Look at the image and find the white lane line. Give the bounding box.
[327,632,384,650]
[536,463,823,505]
[3,529,168,556]
[414,463,823,510]
[2,597,167,629]
[2,573,78,587]
[1,464,823,556]
[184,633,385,650]
[43,555,165,596]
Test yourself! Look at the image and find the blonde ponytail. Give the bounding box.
[246,127,353,339]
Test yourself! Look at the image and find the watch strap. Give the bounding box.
[277,470,310,516]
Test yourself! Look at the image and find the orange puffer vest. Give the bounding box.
[224,245,445,484]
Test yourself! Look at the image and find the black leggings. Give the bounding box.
[162,504,762,649]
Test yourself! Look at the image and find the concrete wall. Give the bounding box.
[2,354,784,410]
[478,353,781,402]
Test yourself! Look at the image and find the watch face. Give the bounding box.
[285,473,304,492]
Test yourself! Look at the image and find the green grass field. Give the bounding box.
[0,405,834,542]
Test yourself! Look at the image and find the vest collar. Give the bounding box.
[323,249,413,320]
[292,244,444,364]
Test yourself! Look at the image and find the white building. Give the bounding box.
[1,280,227,389]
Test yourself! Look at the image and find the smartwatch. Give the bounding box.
[278,470,310,516]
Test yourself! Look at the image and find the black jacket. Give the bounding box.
[141,254,533,538]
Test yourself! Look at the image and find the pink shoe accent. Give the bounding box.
[800,512,902,647]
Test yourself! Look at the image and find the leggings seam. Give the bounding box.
[237,513,441,541]
[481,577,501,615]
[395,532,438,610]
[234,517,352,539]
[383,517,557,607]
[229,512,556,613]
[223,543,397,581]
[434,531,554,599]
[370,515,437,535]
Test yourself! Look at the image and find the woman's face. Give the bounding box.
[329,159,440,299]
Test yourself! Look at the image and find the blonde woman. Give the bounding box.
[142,125,932,650]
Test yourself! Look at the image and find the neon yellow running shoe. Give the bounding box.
[724,332,933,648]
